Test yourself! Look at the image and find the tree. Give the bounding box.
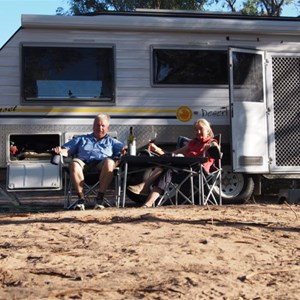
[258,0,289,16]
[59,0,298,16]
[62,0,207,15]
[213,0,296,16]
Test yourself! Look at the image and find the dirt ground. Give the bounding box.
[0,194,299,300]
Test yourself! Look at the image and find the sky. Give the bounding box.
[0,0,299,49]
[0,0,69,48]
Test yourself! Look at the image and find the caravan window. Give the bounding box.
[231,51,264,102]
[152,48,228,85]
[21,44,115,104]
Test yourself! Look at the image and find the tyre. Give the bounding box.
[215,165,254,204]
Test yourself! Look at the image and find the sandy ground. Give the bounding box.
[0,198,299,300]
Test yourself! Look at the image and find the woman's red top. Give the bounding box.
[186,137,216,173]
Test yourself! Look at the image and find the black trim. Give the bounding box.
[0,115,176,119]
[81,10,300,21]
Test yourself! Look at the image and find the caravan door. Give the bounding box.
[229,48,269,173]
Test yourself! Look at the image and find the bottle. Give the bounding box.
[128,126,136,156]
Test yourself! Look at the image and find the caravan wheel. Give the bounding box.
[219,165,254,204]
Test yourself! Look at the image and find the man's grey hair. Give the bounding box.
[94,113,110,124]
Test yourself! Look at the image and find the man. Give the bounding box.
[52,113,124,210]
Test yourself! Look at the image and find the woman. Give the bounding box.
[127,118,218,207]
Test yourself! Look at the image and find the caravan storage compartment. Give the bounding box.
[7,134,62,191]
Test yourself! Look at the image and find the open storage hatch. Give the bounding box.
[7,134,62,191]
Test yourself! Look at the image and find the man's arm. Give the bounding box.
[51,146,69,157]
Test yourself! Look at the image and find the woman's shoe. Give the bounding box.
[142,204,152,208]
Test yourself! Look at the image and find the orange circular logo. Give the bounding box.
[176,106,192,122]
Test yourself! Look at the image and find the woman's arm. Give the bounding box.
[148,143,165,155]
[149,143,189,156]
[173,145,188,155]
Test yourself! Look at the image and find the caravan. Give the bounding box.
[0,10,300,202]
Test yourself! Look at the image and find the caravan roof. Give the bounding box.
[21,10,300,36]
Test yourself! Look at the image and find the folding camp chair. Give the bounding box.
[63,131,118,209]
[156,169,198,206]
[202,134,222,205]
[156,136,201,206]
[63,168,110,209]
[156,135,222,206]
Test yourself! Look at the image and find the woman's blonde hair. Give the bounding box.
[193,118,214,137]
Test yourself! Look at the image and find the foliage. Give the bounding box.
[241,0,293,16]
[241,0,261,15]
[61,0,206,15]
[212,0,296,16]
[57,0,298,16]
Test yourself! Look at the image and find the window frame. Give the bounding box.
[20,42,116,106]
[150,45,229,87]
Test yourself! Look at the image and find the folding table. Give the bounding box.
[115,155,208,208]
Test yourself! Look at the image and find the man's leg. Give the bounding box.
[98,158,116,194]
[94,158,116,208]
[69,159,85,198]
[69,158,86,210]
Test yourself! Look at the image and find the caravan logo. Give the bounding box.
[201,107,229,117]
[0,105,17,112]
[176,106,192,122]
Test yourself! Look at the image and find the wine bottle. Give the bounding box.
[128,126,136,156]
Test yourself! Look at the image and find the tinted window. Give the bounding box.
[22,45,115,103]
[153,48,228,85]
[232,52,264,102]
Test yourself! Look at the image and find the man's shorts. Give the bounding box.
[72,158,115,174]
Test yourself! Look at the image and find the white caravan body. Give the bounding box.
[0,11,299,201]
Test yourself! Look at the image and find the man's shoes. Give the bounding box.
[94,196,105,210]
[94,203,105,210]
[73,198,85,211]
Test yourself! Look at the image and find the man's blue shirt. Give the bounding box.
[63,133,123,163]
